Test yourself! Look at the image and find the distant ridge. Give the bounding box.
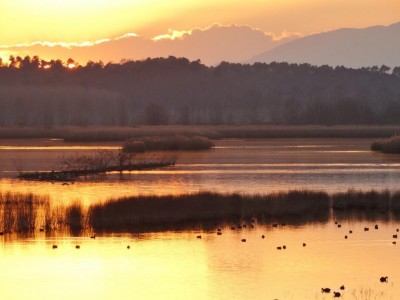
[248,22,400,68]
[1,24,298,66]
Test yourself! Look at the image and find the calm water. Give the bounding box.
[1,222,400,299]
[1,138,400,299]
[0,138,400,204]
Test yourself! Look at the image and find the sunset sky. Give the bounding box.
[1,0,399,63]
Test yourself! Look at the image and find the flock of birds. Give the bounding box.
[194,218,396,297]
[51,233,131,250]
[47,218,397,297]
[320,278,388,298]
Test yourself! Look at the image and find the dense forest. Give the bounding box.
[1,55,400,126]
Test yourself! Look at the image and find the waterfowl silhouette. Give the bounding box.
[52,245,58,249]
[231,226,235,230]
[393,241,397,245]
[262,235,265,239]
[303,243,306,247]
[282,245,286,249]
[241,239,246,242]
[393,234,397,239]
[397,228,399,232]
[333,291,341,297]
[337,224,342,228]
[340,285,345,290]
[375,224,379,229]
[345,235,348,239]
[277,246,282,250]
[127,245,130,249]
[364,227,369,231]
[217,228,222,232]
[272,224,278,228]
[349,230,353,234]
[321,288,331,293]
[217,232,222,235]
[196,235,201,239]
[75,245,80,249]
[90,233,96,239]
[380,276,388,282]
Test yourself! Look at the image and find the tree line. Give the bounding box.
[1,55,400,126]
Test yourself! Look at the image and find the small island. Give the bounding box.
[371,135,400,154]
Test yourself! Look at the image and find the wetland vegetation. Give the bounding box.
[3,189,400,234]
[371,135,400,154]
[17,150,176,181]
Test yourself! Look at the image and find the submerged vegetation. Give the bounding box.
[371,135,400,153]
[123,135,214,152]
[3,189,400,234]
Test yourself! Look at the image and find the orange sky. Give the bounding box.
[1,0,399,62]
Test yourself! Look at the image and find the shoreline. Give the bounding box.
[2,189,400,234]
[0,125,399,141]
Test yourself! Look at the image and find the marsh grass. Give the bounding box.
[88,190,331,231]
[371,135,400,153]
[3,189,400,233]
[123,135,214,152]
[0,192,49,233]
[65,201,85,234]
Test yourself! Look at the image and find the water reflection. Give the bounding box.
[0,138,399,204]
[1,221,400,299]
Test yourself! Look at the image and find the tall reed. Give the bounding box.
[0,192,49,233]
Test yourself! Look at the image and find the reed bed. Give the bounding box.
[0,192,49,233]
[371,135,400,153]
[88,190,330,231]
[1,125,400,141]
[4,189,400,233]
[123,135,214,152]
[0,192,84,233]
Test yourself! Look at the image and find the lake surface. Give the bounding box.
[1,221,400,299]
[0,138,400,205]
[1,138,400,299]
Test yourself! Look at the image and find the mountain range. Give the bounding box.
[1,24,297,66]
[248,22,400,68]
[2,22,399,68]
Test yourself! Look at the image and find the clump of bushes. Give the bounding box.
[66,201,85,233]
[371,135,400,153]
[123,135,214,152]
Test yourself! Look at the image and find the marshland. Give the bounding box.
[1,134,400,299]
